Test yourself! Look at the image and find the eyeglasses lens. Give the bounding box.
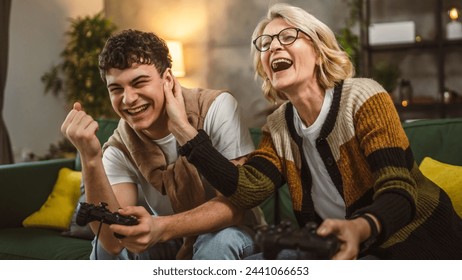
[254,28,299,52]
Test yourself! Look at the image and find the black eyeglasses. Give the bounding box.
[253,27,309,52]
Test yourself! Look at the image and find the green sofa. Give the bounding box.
[1,118,461,259]
[0,119,119,260]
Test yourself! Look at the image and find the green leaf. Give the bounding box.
[41,12,118,118]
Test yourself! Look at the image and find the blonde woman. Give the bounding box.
[165,3,462,260]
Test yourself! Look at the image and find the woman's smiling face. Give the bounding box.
[260,18,319,95]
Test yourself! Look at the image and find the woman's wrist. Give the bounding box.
[358,214,380,252]
[177,129,209,157]
[350,213,381,252]
[171,123,198,146]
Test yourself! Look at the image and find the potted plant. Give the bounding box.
[336,0,361,74]
[40,12,117,160]
[41,12,117,118]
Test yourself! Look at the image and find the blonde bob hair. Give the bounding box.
[251,3,354,102]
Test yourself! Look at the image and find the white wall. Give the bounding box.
[104,0,350,130]
[4,0,104,162]
[4,0,349,162]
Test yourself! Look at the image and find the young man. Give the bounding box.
[61,29,262,260]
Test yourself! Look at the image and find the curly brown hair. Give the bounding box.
[98,29,172,82]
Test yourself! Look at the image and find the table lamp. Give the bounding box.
[447,8,462,40]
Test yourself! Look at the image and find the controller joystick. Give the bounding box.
[76,202,138,238]
[255,221,340,260]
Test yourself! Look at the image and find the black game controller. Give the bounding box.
[76,202,138,238]
[255,221,340,260]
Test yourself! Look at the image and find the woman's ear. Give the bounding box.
[315,55,322,66]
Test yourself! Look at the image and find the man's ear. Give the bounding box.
[163,68,174,90]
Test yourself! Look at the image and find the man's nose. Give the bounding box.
[123,88,139,104]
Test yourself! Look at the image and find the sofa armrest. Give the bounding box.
[0,158,75,229]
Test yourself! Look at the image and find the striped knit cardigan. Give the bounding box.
[188,78,462,259]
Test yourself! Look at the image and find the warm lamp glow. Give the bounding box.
[447,8,462,39]
[449,8,459,21]
[166,41,185,77]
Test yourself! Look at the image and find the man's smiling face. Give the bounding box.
[106,63,170,136]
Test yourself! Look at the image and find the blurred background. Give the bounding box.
[2,0,461,163]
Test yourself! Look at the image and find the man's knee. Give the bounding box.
[89,238,133,260]
[90,238,180,260]
[90,239,119,260]
[193,227,255,260]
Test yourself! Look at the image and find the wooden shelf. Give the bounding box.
[360,0,462,120]
[364,41,438,52]
[443,39,462,47]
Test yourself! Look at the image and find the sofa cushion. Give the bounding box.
[61,181,95,240]
[419,157,462,217]
[22,168,82,230]
[259,184,298,226]
[0,227,91,260]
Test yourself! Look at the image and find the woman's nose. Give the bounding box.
[269,37,283,52]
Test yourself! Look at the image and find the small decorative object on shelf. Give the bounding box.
[362,0,462,119]
[443,88,460,104]
[447,8,462,40]
[399,79,413,107]
[368,21,415,45]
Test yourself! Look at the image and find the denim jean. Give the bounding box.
[90,226,255,260]
[245,250,380,260]
[245,250,315,260]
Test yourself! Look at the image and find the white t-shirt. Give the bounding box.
[102,92,255,216]
[293,88,346,219]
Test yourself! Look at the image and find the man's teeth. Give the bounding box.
[127,104,149,114]
[272,58,293,72]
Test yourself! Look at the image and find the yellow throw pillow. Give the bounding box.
[419,157,462,218]
[23,168,82,230]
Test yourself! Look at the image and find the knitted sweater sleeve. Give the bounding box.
[186,130,284,209]
[349,80,415,241]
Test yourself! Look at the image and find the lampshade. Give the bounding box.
[166,41,185,77]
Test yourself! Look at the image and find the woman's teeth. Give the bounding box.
[272,58,293,72]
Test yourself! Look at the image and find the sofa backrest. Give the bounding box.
[91,118,462,226]
[251,118,462,225]
[403,118,462,166]
[253,118,462,166]
[0,158,75,228]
